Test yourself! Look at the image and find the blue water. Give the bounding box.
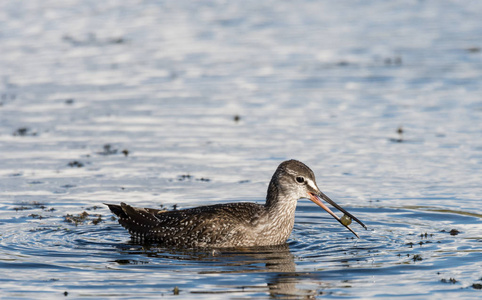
[1,0,481,298]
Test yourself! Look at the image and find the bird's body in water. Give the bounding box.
[106,160,367,248]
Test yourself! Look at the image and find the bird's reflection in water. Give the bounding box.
[116,242,317,298]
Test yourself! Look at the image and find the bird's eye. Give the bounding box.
[296,176,305,184]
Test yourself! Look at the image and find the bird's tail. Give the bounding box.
[105,202,161,240]
[104,203,127,218]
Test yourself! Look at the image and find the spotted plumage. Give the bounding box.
[106,160,367,248]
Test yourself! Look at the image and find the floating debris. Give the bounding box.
[109,37,125,44]
[412,254,423,261]
[13,206,30,211]
[473,283,482,289]
[97,144,118,155]
[389,126,404,143]
[61,184,76,189]
[122,149,129,157]
[91,215,103,225]
[28,214,44,219]
[64,211,103,226]
[440,278,457,284]
[196,177,211,182]
[178,174,192,181]
[466,47,480,53]
[85,205,101,211]
[420,232,433,239]
[32,201,45,208]
[68,161,84,168]
[62,33,126,46]
[383,56,402,65]
[449,229,460,236]
[177,174,211,182]
[29,181,44,185]
[173,286,180,295]
[233,115,241,122]
[13,201,48,211]
[13,127,37,136]
[14,127,28,136]
[441,229,461,236]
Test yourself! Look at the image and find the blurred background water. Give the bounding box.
[1,0,481,298]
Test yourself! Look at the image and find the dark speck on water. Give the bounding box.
[97,144,118,155]
[85,205,101,211]
[62,33,126,46]
[64,211,103,226]
[178,174,192,181]
[441,229,461,236]
[13,206,30,211]
[420,232,433,238]
[61,184,76,189]
[449,229,460,236]
[13,201,47,211]
[441,278,458,284]
[389,126,404,143]
[13,127,28,136]
[177,174,210,182]
[466,47,480,53]
[13,127,37,136]
[412,254,423,261]
[109,37,125,44]
[196,177,211,182]
[28,214,44,219]
[68,161,84,168]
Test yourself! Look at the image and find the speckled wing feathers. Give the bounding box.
[106,202,267,248]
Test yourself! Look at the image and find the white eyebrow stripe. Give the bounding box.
[306,179,319,192]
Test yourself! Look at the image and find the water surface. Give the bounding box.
[1,0,481,298]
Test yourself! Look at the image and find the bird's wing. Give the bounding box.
[106,202,264,247]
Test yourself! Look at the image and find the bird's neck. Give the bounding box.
[263,180,298,244]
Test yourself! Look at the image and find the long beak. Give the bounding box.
[309,191,367,238]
